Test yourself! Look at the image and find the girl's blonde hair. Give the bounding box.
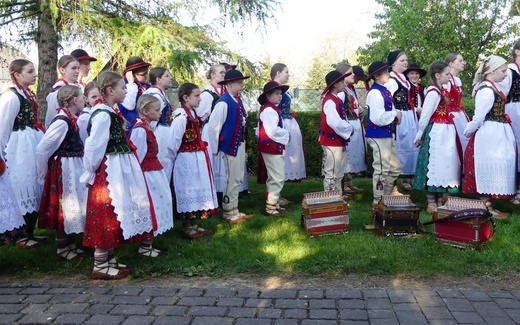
[58,55,79,69]
[97,71,123,96]
[84,81,99,97]
[136,94,160,115]
[9,59,33,82]
[57,85,82,108]
[206,64,225,80]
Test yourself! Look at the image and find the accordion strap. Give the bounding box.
[423,209,491,226]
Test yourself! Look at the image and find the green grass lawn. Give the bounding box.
[1,177,519,280]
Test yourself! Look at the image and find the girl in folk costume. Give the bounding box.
[319,70,354,193]
[36,85,88,260]
[413,62,461,213]
[0,152,26,247]
[271,63,306,186]
[444,53,470,154]
[168,83,218,238]
[336,64,366,194]
[385,50,419,191]
[205,70,253,224]
[404,63,426,117]
[70,49,97,89]
[77,82,100,144]
[463,55,515,219]
[200,64,227,206]
[80,71,155,279]
[257,81,290,217]
[45,55,80,129]
[118,56,151,135]
[129,95,173,245]
[365,61,402,205]
[0,59,44,248]
[498,40,520,204]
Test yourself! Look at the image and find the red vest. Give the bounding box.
[177,108,206,153]
[258,102,285,155]
[319,93,348,147]
[447,76,464,113]
[132,121,163,171]
[426,88,454,124]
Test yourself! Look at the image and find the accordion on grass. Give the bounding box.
[373,195,420,237]
[300,190,349,237]
[426,196,495,250]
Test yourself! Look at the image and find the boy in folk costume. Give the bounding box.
[365,61,403,205]
[205,70,253,224]
[404,63,426,117]
[385,50,419,191]
[257,81,290,217]
[337,64,367,193]
[118,56,152,135]
[319,70,354,193]
[70,49,97,90]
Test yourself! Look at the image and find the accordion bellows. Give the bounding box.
[373,195,420,237]
[301,190,349,237]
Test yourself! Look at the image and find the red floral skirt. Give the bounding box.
[38,158,64,232]
[82,158,153,249]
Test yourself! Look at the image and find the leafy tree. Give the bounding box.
[0,0,281,119]
[357,0,520,91]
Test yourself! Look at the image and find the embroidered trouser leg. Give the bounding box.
[367,137,401,202]
[321,145,347,191]
[222,144,245,217]
[261,152,286,206]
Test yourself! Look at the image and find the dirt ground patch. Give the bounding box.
[2,272,519,291]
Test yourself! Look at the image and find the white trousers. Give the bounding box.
[261,152,285,206]
[321,145,347,192]
[367,137,401,203]
[222,144,245,217]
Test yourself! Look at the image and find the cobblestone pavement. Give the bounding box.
[1,283,520,324]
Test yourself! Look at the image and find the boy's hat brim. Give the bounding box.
[217,69,250,85]
[258,81,290,105]
[322,70,352,95]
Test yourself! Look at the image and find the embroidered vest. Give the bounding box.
[258,102,285,154]
[426,88,453,124]
[8,88,37,131]
[177,109,206,153]
[410,83,424,109]
[447,78,463,113]
[280,92,292,119]
[118,80,150,134]
[343,89,360,121]
[132,121,163,171]
[50,115,84,157]
[366,83,394,138]
[218,92,246,156]
[507,68,520,103]
[390,76,412,111]
[319,93,348,146]
[480,85,508,123]
[87,109,132,154]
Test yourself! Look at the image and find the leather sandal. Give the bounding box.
[108,258,131,272]
[278,197,292,206]
[222,215,246,224]
[57,247,82,261]
[91,262,130,280]
[15,237,42,249]
[138,246,164,258]
[182,227,203,239]
[237,212,253,220]
[195,227,213,235]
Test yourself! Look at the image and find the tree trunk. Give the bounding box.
[36,1,58,125]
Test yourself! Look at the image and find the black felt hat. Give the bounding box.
[367,61,390,80]
[217,69,250,85]
[123,56,151,74]
[258,81,290,105]
[352,65,367,81]
[387,50,405,66]
[70,49,97,62]
[322,70,352,95]
[403,63,427,78]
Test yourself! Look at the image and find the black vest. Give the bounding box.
[87,109,132,154]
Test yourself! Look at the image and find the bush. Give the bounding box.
[246,111,324,178]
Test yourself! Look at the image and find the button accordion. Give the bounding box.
[301,190,349,237]
[373,195,420,237]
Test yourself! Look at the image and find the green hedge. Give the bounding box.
[246,111,323,178]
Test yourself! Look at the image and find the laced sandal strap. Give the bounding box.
[138,245,162,258]
[57,247,81,260]
[16,237,42,249]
